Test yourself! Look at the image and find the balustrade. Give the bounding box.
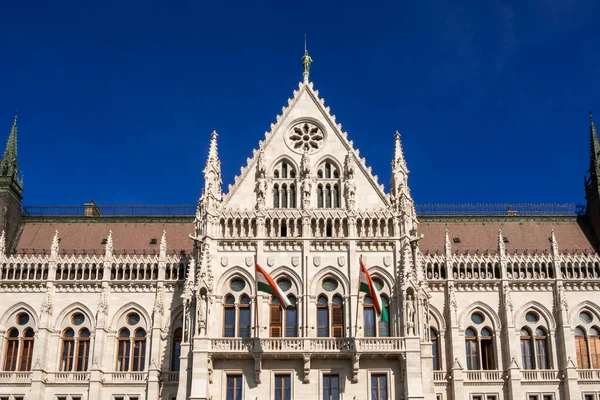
[433,371,447,383]
[578,369,600,382]
[464,370,503,383]
[45,372,90,383]
[161,371,179,382]
[521,369,560,382]
[104,372,148,382]
[0,372,32,384]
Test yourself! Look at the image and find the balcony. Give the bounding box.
[521,369,560,383]
[578,369,600,383]
[210,337,406,359]
[161,371,180,383]
[103,372,148,384]
[464,370,504,385]
[433,371,448,385]
[0,372,32,385]
[45,372,90,384]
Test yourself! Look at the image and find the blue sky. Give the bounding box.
[1,0,598,206]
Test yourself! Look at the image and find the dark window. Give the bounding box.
[371,374,388,400]
[171,327,182,371]
[465,328,478,370]
[238,295,251,338]
[317,296,329,337]
[226,375,243,400]
[363,296,375,337]
[323,374,339,400]
[274,374,291,400]
[431,328,440,370]
[223,295,236,337]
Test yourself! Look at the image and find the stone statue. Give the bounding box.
[198,293,207,335]
[256,150,266,178]
[184,301,192,341]
[256,178,267,210]
[406,294,415,335]
[302,177,311,209]
[345,177,356,210]
[301,149,311,178]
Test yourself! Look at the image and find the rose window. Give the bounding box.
[287,122,324,154]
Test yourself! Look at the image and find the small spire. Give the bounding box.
[160,230,167,259]
[50,230,59,258]
[302,35,313,83]
[207,131,219,164]
[105,230,113,258]
[497,229,505,256]
[550,230,559,257]
[444,229,452,259]
[393,131,407,171]
[0,111,19,179]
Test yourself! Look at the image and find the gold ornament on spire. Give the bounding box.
[302,34,313,82]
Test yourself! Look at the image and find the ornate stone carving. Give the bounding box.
[220,256,228,267]
[98,285,109,316]
[406,294,415,335]
[383,256,391,267]
[344,152,357,210]
[256,150,267,210]
[337,256,346,267]
[287,121,324,154]
[352,353,360,383]
[245,256,253,267]
[291,256,299,267]
[313,256,321,267]
[153,286,164,316]
[40,285,53,316]
[197,293,208,336]
[267,256,275,267]
[254,355,262,384]
[302,354,311,383]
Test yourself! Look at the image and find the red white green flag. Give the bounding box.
[359,260,388,322]
[255,262,292,308]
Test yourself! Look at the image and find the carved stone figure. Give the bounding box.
[197,294,207,335]
[301,149,311,178]
[406,294,415,335]
[256,178,267,210]
[301,177,311,209]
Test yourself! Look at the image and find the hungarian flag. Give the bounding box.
[255,262,292,308]
[359,260,388,322]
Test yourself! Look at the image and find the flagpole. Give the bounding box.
[354,254,362,337]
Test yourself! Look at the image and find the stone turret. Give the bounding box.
[0,112,23,254]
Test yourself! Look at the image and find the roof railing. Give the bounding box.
[21,203,585,217]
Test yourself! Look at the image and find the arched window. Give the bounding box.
[273,184,280,208]
[520,310,552,369]
[61,328,76,371]
[290,184,296,208]
[132,328,147,371]
[574,310,600,369]
[171,327,182,371]
[465,328,478,370]
[281,184,288,208]
[332,296,344,338]
[238,295,251,338]
[116,328,131,371]
[4,328,19,371]
[520,328,534,369]
[317,296,329,337]
[325,185,332,208]
[285,296,298,337]
[535,328,549,369]
[431,328,440,370]
[223,295,236,337]
[282,162,288,179]
[270,297,282,337]
[480,327,494,370]
[333,184,339,208]
[317,184,323,208]
[77,328,90,371]
[363,296,375,337]
[20,328,35,372]
[325,162,331,178]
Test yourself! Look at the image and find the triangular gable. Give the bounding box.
[223,80,389,211]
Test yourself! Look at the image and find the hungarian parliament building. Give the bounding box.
[1,55,600,400]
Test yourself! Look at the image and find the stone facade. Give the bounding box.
[1,64,600,400]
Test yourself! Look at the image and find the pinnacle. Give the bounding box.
[0,112,19,178]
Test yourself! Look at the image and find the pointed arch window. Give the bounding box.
[132,328,147,371]
[238,295,251,338]
[4,328,19,371]
[431,328,440,370]
[317,185,323,208]
[332,296,344,338]
[223,295,236,337]
[282,162,288,179]
[317,296,329,337]
[270,297,283,337]
[77,328,90,371]
[333,184,339,208]
[285,296,298,337]
[379,297,390,337]
[273,185,280,208]
[325,162,331,178]
[116,328,131,371]
[465,328,479,370]
[171,327,182,371]
[574,310,600,369]
[290,184,296,208]
[480,327,495,370]
[281,184,288,208]
[61,328,76,371]
[19,328,34,372]
[325,185,332,208]
[535,328,549,369]
[363,296,376,337]
[520,328,534,369]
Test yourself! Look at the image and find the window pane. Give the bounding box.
[364,307,375,337]
[285,307,298,337]
[224,307,235,337]
[239,308,250,338]
[318,307,329,337]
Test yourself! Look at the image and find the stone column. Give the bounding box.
[189,337,211,400]
[404,337,425,400]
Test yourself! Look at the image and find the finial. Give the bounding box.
[498,229,505,256]
[591,109,594,124]
[160,230,167,258]
[13,109,18,125]
[51,230,60,257]
[302,35,313,82]
[105,230,113,258]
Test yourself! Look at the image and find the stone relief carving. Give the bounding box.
[406,294,415,335]
[344,152,357,210]
[197,293,208,336]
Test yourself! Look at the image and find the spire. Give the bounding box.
[50,230,59,258]
[160,230,167,259]
[105,230,113,258]
[550,230,559,257]
[0,111,19,179]
[206,130,219,166]
[444,229,452,259]
[393,131,407,172]
[589,110,600,178]
[203,131,222,196]
[302,35,313,82]
[497,230,505,257]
